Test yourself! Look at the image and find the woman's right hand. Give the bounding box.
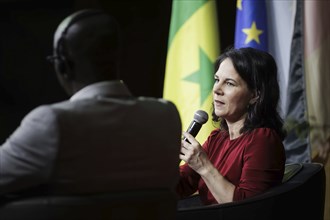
[180,131,212,175]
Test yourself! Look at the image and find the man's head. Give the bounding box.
[51,9,121,96]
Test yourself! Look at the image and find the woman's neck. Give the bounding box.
[226,117,246,140]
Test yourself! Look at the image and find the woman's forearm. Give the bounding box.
[199,163,235,204]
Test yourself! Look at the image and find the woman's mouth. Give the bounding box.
[214,100,225,107]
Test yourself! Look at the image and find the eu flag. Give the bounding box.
[234,0,268,51]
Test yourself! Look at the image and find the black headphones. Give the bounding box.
[54,9,104,76]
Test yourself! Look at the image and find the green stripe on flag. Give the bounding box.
[168,0,208,45]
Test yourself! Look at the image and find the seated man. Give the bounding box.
[0,9,181,199]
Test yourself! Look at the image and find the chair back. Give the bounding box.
[177,162,326,220]
[0,189,177,220]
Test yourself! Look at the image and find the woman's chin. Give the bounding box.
[214,110,225,118]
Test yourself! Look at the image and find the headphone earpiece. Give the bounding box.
[54,37,69,75]
[56,57,67,75]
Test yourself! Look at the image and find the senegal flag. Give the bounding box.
[163,0,220,145]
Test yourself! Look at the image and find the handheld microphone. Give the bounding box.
[183,110,209,143]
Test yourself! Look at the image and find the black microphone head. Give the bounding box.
[194,110,208,124]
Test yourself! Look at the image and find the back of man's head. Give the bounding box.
[53,9,121,90]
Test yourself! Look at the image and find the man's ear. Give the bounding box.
[59,57,74,80]
[55,58,74,80]
[55,40,74,80]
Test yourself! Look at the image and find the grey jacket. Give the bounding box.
[0,81,181,197]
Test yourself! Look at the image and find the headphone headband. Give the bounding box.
[62,9,103,38]
[55,9,104,55]
[53,9,105,75]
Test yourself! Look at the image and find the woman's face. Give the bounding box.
[213,58,255,123]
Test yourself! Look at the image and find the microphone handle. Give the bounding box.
[183,120,202,142]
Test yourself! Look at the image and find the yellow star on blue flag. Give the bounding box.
[234,0,268,51]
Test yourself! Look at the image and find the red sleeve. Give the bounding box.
[176,164,200,198]
[233,128,286,201]
[176,129,219,199]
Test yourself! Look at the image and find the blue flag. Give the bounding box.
[234,0,268,51]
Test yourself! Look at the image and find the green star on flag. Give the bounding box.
[183,47,215,106]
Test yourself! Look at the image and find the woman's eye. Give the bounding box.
[214,78,219,83]
[226,81,234,86]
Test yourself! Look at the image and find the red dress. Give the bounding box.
[177,127,286,205]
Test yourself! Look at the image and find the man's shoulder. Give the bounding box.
[137,97,179,115]
[22,100,70,121]
[137,97,176,108]
[135,97,181,127]
[137,96,173,104]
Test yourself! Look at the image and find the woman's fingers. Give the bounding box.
[182,131,197,144]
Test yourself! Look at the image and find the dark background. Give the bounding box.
[0,0,236,142]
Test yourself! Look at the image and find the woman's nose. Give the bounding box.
[213,83,223,95]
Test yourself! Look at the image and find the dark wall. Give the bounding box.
[0,0,235,142]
